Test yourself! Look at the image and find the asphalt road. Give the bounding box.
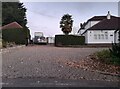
[1,45,120,87]
[2,77,119,87]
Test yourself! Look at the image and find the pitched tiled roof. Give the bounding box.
[78,16,115,33]
[87,16,120,30]
[88,15,117,21]
[88,16,106,21]
[1,22,23,30]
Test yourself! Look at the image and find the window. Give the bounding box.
[94,34,97,39]
[105,32,108,39]
[101,34,104,39]
[94,32,108,40]
[105,34,108,39]
[98,34,101,39]
[110,34,113,36]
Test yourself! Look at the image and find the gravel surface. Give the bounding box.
[2,45,119,83]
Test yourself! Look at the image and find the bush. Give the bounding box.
[95,49,120,65]
[109,43,120,58]
[95,50,111,63]
[55,35,85,46]
[2,40,7,48]
[2,28,27,44]
[109,43,120,65]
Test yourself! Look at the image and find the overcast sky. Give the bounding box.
[19,1,118,38]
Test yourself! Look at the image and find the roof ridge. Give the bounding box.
[2,21,23,29]
[87,17,119,30]
[88,15,117,21]
[93,15,116,17]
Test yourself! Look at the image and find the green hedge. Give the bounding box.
[2,28,28,44]
[55,35,85,46]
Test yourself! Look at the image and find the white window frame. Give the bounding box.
[105,32,108,39]
[94,34,97,39]
[101,34,104,39]
[98,34,101,39]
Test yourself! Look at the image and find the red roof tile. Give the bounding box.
[2,22,23,30]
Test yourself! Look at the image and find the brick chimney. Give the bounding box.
[107,11,111,19]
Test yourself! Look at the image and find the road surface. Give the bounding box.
[1,45,119,87]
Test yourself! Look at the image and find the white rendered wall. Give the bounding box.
[85,21,100,30]
[48,37,54,43]
[90,21,100,27]
[84,32,88,44]
[115,31,119,43]
[86,30,115,44]
[80,29,85,35]
[80,21,100,35]
[85,21,91,30]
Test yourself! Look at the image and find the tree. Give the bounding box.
[2,2,30,45]
[2,2,27,27]
[60,14,73,35]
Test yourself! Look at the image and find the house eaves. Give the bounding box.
[2,22,23,30]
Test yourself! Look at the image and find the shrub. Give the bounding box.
[55,35,85,46]
[109,43,120,65]
[109,43,120,58]
[95,50,111,62]
[2,40,7,48]
[2,28,27,44]
[95,49,120,65]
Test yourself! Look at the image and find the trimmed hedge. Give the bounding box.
[2,28,28,44]
[55,35,85,46]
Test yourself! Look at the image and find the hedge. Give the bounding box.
[2,28,29,44]
[55,35,85,46]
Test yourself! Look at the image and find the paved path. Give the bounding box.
[1,45,120,87]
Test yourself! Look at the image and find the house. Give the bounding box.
[0,21,23,47]
[1,22,28,46]
[78,11,120,44]
[1,22,23,30]
[47,37,55,44]
[0,21,23,41]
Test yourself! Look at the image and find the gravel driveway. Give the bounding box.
[1,45,119,87]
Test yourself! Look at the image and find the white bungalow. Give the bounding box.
[78,11,120,44]
[47,37,55,44]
